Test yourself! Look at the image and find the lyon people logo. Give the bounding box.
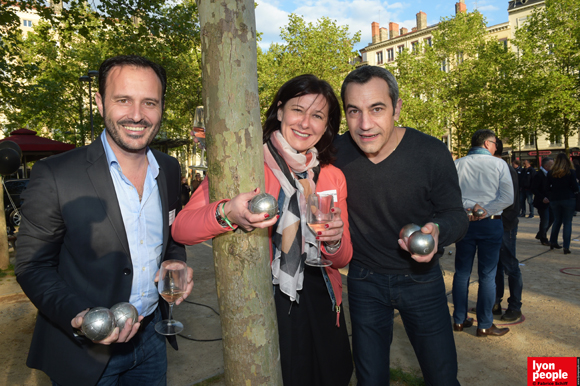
[527,357,579,386]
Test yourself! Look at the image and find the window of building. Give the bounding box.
[387,48,394,62]
[362,52,367,62]
[424,37,432,48]
[498,38,508,51]
[411,41,419,54]
[22,19,33,27]
[376,51,383,65]
[525,134,535,146]
[397,45,404,54]
[441,58,447,73]
[549,134,562,145]
[456,51,464,64]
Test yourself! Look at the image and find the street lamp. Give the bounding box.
[79,70,99,142]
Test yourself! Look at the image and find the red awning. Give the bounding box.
[0,128,75,153]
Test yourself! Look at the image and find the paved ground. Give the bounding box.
[1,214,579,385]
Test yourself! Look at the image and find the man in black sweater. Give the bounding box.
[493,141,523,322]
[334,66,468,386]
[532,157,554,245]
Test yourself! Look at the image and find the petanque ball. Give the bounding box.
[110,302,138,332]
[474,209,485,217]
[408,232,435,256]
[399,223,422,240]
[248,193,278,217]
[81,307,116,341]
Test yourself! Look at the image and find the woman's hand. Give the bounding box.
[316,207,343,245]
[223,188,279,232]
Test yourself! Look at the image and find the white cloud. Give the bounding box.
[255,0,290,50]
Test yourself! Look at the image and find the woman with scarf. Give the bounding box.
[172,74,353,386]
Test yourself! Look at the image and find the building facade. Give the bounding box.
[358,0,576,165]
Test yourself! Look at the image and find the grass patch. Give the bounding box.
[194,372,224,385]
[0,264,15,279]
[390,366,425,386]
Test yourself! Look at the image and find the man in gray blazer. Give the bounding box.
[15,55,192,386]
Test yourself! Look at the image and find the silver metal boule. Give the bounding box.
[408,232,435,256]
[110,302,139,331]
[474,209,485,217]
[399,223,421,240]
[466,208,473,216]
[81,307,116,341]
[248,193,278,217]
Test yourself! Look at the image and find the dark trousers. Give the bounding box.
[549,198,576,249]
[537,205,553,241]
[348,263,459,386]
[495,226,523,311]
[520,190,534,215]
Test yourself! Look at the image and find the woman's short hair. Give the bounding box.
[263,74,341,166]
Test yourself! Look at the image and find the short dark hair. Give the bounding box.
[98,55,167,108]
[263,74,341,166]
[493,138,504,156]
[340,66,399,114]
[512,159,520,166]
[471,129,496,148]
[541,157,554,167]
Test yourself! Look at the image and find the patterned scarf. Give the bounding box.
[263,130,320,302]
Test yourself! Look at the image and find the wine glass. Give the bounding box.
[305,193,334,267]
[155,259,188,335]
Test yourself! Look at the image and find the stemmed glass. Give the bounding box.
[305,193,334,267]
[155,259,188,335]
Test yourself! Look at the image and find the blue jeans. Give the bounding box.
[549,198,576,249]
[495,226,523,311]
[453,219,503,329]
[52,307,167,386]
[538,205,553,241]
[348,263,459,386]
[520,190,534,215]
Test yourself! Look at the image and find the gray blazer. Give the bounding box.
[15,136,186,386]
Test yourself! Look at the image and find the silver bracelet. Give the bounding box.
[324,239,341,254]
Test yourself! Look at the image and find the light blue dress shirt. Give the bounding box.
[101,130,163,317]
[455,149,514,217]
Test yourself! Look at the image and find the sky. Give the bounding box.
[255,0,509,52]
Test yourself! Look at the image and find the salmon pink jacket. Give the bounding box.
[172,162,353,318]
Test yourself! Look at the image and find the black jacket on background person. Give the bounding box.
[502,164,520,231]
[521,166,536,190]
[532,170,550,210]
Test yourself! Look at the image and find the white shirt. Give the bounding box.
[455,150,514,217]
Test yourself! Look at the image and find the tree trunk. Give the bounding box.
[197,1,283,385]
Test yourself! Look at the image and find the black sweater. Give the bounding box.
[334,128,468,275]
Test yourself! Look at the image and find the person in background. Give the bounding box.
[492,140,523,322]
[520,160,536,218]
[172,74,354,386]
[181,176,191,206]
[547,153,579,254]
[453,129,513,338]
[190,172,202,193]
[532,157,554,246]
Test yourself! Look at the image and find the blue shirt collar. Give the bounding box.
[101,129,160,178]
[467,146,492,156]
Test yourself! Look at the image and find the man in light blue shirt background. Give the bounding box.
[452,129,514,338]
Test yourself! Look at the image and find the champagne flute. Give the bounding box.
[306,193,334,267]
[155,259,188,335]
